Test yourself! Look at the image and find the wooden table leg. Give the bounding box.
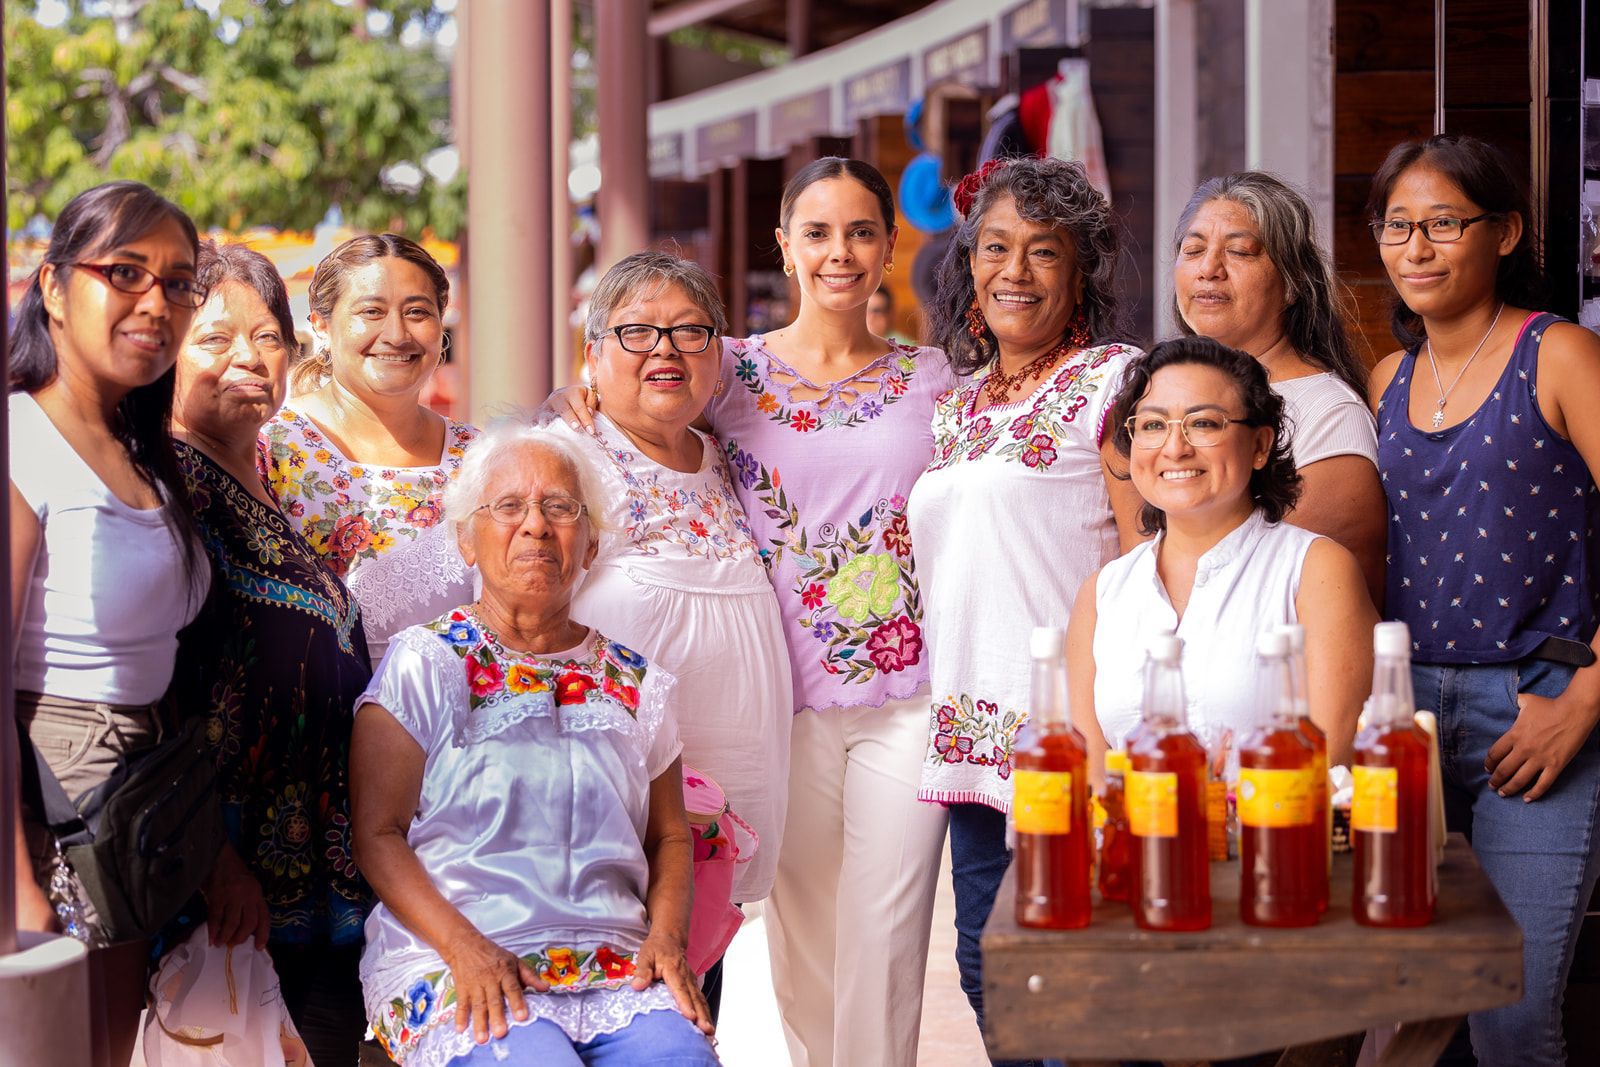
[1376,1016,1467,1067]
[1275,1033,1366,1066]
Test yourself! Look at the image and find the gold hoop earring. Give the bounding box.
[783,263,795,278]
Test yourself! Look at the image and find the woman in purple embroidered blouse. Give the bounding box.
[555,158,953,1067]
[1368,135,1600,1066]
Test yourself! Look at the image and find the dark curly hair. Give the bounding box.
[928,157,1131,376]
[1365,135,1549,350]
[1107,335,1301,535]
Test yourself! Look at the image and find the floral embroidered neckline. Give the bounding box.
[425,608,649,716]
[732,337,920,433]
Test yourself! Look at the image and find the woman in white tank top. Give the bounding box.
[1066,337,1376,774]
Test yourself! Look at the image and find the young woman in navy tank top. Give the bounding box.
[1368,134,1600,1067]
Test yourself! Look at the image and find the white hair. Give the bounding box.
[443,415,610,538]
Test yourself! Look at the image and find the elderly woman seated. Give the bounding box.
[349,418,718,1067]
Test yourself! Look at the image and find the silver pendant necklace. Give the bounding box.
[1425,302,1504,429]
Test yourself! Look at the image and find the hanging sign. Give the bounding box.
[844,58,911,123]
[923,26,991,88]
[1000,0,1071,51]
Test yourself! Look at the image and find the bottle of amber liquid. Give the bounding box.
[1278,623,1329,913]
[1098,750,1132,903]
[1014,626,1092,929]
[1352,622,1435,927]
[1238,630,1321,927]
[1125,633,1211,931]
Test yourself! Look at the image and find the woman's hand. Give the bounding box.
[1486,689,1600,801]
[631,930,714,1035]
[544,385,599,434]
[201,842,271,948]
[442,930,550,1044]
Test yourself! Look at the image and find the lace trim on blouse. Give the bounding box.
[346,521,470,637]
[405,986,678,1066]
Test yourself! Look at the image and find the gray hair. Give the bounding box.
[928,156,1131,376]
[1172,171,1367,401]
[443,416,609,538]
[583,250,729,345]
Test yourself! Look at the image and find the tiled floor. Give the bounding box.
[716,839,990,1066]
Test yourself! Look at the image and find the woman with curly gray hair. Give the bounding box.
[908,155,1143,1065]
[1171,171,1385,606]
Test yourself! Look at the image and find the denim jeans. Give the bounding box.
[949,803,1046,1067]
[1415,657,1600,1067]
[445,1007,719,1066]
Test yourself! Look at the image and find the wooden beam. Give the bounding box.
[648,0,767,37]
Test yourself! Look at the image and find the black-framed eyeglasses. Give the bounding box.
[1125,410,1261,449]
[1368,213,1502,246]
[74,262,209,308]
[474,494,588,526]
[605,323,717,354]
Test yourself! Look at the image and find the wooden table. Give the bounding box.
[981,834,1521,1066]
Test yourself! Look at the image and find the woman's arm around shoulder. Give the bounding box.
[1295,537,1378,765]
[1067,568,1110,789]
[11,479,55,933]
[633,757,713,1035]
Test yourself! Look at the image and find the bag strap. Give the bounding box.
[17,724,91,844]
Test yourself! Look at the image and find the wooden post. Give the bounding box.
[597,0,651,271]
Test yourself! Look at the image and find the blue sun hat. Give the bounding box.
[899,151,956,234]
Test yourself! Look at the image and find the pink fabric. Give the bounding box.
[703,337,956,715]
[683,767,753,975]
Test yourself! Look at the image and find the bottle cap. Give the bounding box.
[1147,631,1182,664]
[1256,629,1291,658]
[1029,626,1066,660]
[1275,623,1306,652]
[1374,621,1411,658]
[1105,750,1129,774]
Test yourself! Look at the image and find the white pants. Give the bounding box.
[765,693,950,1067]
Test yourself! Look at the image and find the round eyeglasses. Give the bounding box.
[1125,410,1260,449]
[605,323,716,354]
[74,262,209,309]
[475,495,587,526]
[1368,213,1501,246]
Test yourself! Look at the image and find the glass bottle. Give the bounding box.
[1014,626,1092,929]
[1098,749,1131,903]
[1277,623,1329,913]
[1352,622,1435,927]
[1238,629,1321,927]
[1125,633,1211,931]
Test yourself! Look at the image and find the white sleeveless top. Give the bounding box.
[1092,510,1321,751]
[10,391,207,704]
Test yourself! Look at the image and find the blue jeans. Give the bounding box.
[950,802,1046,1067]
[445,1007,718,1066]
[1416,657,1600,1067]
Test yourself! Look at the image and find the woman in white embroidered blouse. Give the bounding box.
[908,156,1145,1066]
[350,422,717,1067]
[1066,336,1375,774]
[1171,171,1385,606]
[262,235,478,664]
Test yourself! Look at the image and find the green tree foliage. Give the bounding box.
[5,0,464,236]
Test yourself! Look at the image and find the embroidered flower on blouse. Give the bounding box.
[608,643,648,670]
[756,392,780,413]
[934,733,975,763]
[466,657,505,697]
[865,615,923,673]
[789,410,819,433]
[405,979,436,1028]
[827,553,902,622]
[881,514,913,558]
[541,948,584,986]
[329,513,375,556]
[595,946,635,981]
[801,582,827,610]
[504,662,549,695]
[1021,433,1059,469]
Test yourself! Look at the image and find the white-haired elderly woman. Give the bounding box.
[547,250,792,1017]
[349,419,718,1067]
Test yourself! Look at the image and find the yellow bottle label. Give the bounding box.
[1126,770,1178,838]
[1351,765,1399,833]
[1013,770,1073,835]
[1238,767,1315,828]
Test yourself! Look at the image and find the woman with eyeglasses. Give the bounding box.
[9,180,211,1065]
[1366,134,1600,1067]
[545,251,790,1018]
[551,158,953,1067]
[349,418,718,1067]
[262,235,478,665]
[1067,336,1374,773]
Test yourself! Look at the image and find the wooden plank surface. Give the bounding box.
[982,834,1521,1062]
